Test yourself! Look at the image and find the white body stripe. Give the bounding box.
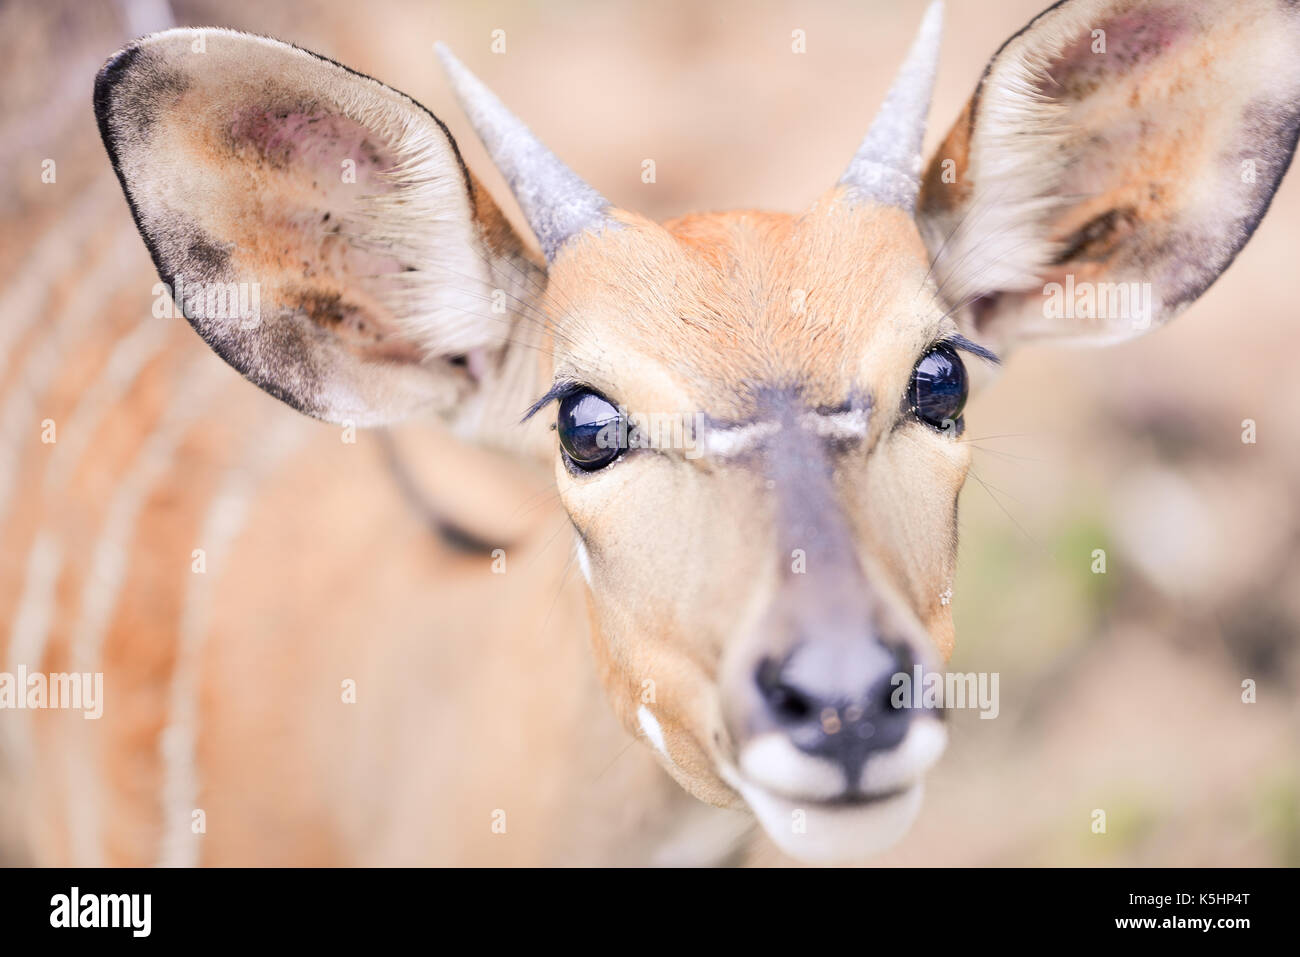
[0,223,138,525]
[158,412,308,867]
[63,356,224,864]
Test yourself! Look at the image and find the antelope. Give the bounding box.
[5,0,1298,866]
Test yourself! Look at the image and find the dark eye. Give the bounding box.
[909,343,968,431]
[557,390,625,471]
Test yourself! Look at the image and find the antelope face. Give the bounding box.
[537,202,972,859]
[96,0,1300,863]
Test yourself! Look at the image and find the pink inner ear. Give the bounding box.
[222,106,410,271]
[1049,6,1190,96]
[227,108,394,180]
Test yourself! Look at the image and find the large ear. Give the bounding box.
[918,0,1300,351]
[94,28,544,427]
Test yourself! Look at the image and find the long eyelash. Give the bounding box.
[521,379,585,422]
[940,333,1001,366]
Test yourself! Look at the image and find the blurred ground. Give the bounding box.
[1,0,1297,865]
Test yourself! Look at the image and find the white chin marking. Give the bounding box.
[737,779,925,864]
[637,705,668,758]
[723,720,946,863]
[574,538,592,585]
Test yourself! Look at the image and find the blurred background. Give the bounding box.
[1,0,1297,865]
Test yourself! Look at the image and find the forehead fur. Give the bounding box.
[543,192,942,420]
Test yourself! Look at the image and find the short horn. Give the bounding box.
[435,43,615,262]
[838,0,944,212]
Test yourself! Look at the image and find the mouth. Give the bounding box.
[719,719,946,863]
[811,787,910,807]
[722,772,927,864]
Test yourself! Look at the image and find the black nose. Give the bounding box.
[755,641,915,779]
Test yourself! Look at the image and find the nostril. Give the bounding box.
[756,658,814,724]
[877,644,913,711]
[769,684,814,722]
[753,644,920,746]
[876,674,898,714]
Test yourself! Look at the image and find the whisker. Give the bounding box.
[966,443,1044,465]
[964,466,1044,550]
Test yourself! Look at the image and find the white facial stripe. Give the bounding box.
[701,421,782,458]
[700,410,868,460]
[797,408,870,440]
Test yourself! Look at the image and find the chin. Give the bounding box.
[717,719,946,864]
[737,779,926,864]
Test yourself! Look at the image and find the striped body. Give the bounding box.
[0,180,733,864]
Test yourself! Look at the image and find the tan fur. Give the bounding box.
[542,194,965,806]
[919,0,1300,347]
[0,225,693,863]
[0,182,962,865]
[7,0,1298,865]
